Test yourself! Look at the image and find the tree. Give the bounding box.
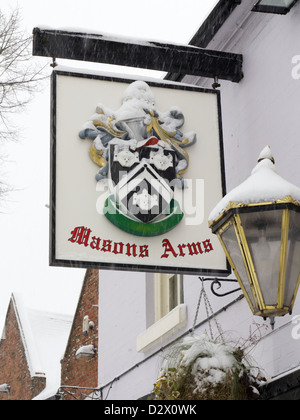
[0,8,48,142]
[0,8,48,201]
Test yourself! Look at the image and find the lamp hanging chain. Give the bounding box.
[192,278,225,344]
[192,284,204,335]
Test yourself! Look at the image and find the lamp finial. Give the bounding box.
[258,145,275,164]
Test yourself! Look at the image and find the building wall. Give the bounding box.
[98,269,246,399]
[204,1,300,379]
[98,1,300,400]
[0,301,46,401]
[98,270,147,399]
[185,0,300,381]
[192,2,300,192]
[60,269,99,400]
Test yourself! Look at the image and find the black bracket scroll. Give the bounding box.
[200,277,241,298]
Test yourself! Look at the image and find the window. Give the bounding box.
[154,273,183,322]
[136,273,187,353]
[252,0,299,14]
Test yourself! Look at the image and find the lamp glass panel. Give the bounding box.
[220,222,257,311]
[240,210,283,307]
[285,210,300,307]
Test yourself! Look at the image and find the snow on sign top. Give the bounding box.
[209,146,300,222]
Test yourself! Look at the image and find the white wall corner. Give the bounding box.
[136,304,187,353]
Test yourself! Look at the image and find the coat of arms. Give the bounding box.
[79,81,197,237]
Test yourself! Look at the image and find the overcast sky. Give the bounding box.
[0,0,218,328]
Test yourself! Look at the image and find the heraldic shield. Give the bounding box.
[79,81,198,237]
[105,139,183,236]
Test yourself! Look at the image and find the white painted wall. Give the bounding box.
[98,0,300,399]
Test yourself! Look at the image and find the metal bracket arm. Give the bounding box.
[201,277,241,297]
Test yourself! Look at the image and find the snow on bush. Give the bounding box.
[153,335,264,400]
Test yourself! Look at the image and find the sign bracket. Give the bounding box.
[33,28,243,83]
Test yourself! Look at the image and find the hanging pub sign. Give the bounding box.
[50,68,229,276]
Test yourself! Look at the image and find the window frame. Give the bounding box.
[137,273,186,353]
[154,273,184,322]
[252,0,298,15]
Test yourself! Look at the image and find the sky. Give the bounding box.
[0,0,219,328]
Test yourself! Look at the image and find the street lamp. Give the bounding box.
[209,146,300,319]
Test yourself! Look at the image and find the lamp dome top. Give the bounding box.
[209,146,300,223]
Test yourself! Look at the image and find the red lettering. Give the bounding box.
[68,226,213,263]
[113,242,124,255]
[126,243,137,257]
[187,242,203,256]
[177,244,186,257]
[90,236,101,250]
[161,239,178,259]
[203,239,214,253]
[68,227,91,247]
[139,245,149,258]
[101,240,112,252]
[69,228,151,259]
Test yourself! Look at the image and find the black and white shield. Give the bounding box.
[109,143,176,224]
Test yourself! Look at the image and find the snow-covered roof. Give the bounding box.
[0,315,5,340]
[209,146,300,222]
[10,294,73,400]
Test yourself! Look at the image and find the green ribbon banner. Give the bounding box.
[104,195,184,237]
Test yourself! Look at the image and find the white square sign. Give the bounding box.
[50,68,229,276]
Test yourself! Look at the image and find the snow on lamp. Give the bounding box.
[209,146,300,319]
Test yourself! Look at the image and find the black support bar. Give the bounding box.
[32,28,243,83]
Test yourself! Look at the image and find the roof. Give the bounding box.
[262,366,300,400]
[166,0,283,83]
[166,0,243,81]
[10,294,73,400]
[189,0,242,49]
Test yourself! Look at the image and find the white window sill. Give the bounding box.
[136,304,187,353]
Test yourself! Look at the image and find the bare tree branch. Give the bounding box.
[0,8,49,143]
[0,8,49,204]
